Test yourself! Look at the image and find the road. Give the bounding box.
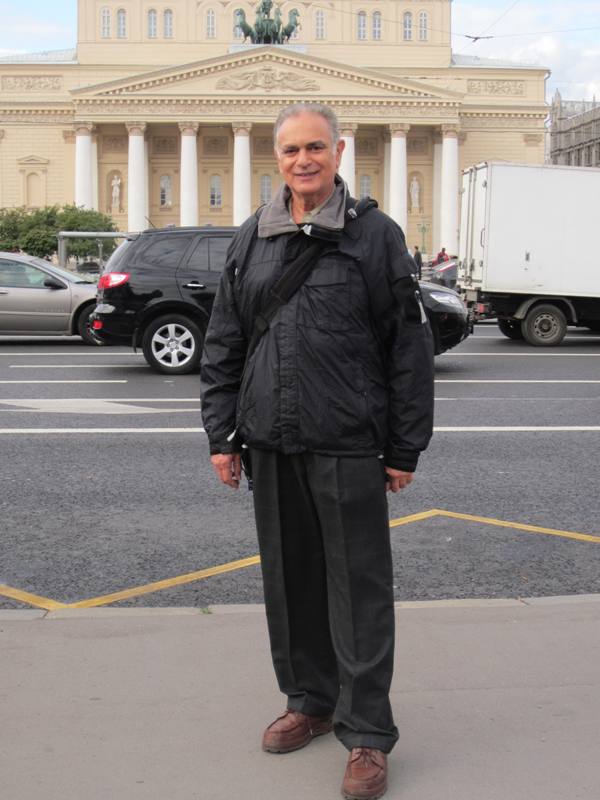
[1,325,599,610]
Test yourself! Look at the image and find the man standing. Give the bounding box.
[413,244,423,279]
[200,103,434,800]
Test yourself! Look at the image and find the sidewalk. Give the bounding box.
[2,595,600,800]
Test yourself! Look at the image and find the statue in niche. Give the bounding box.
[409,175,421,213]
[110,174,122,212]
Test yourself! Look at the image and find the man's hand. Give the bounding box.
[384,467,414,493]
[211,453,242,489]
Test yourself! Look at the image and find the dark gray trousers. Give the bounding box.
[251,449,399,754]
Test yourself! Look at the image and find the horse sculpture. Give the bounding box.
[281,9,300,43]
[235,9,255,43]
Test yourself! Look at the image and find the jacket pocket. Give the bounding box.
[299,258,351,331]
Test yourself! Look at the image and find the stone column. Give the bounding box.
[144,136,150,222]
[339,124,357,196]
[126,122,147,232]
[179,122,199,227]
[383,131,391,214]
[232,122,252,226]
[388,124,410,232]
[0,130,4,207]
[91,134,99,211]
[74,122,94,209]
[432,132,443,252]
[440,124,460,256]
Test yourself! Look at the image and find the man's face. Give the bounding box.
[275,112,345,206]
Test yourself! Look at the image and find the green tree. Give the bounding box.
[56,205,118,260]
[0,207,28,252]
[19,226,59,259]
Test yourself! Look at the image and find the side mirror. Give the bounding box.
[44,278,65,290]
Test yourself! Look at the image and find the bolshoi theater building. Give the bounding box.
[0,0,548,254]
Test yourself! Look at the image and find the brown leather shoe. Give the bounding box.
[262,709,333,753]
[341,747,388,800]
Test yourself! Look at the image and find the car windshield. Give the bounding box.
[102,238,136,273]
[27,258,96,284]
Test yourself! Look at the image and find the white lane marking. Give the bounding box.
[1,426,599,435]
[435,426,600,432]
[446,352,600,357]
[9,364,147,369]
[0,399,200,414]
[0,352,141,356]
[0,398,199,401]
[0,380,128,384]
[0,428,206,434]
[436,380,600,384]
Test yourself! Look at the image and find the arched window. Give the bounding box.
[359,174,372,200]
[418,11,428,41]
[260,174,272,205]
[210,175,222,208]
[206,8,216,38]
[403,12,412,41]
[372,11,381,40]
[233,8,243,39]
[117,9,127,39]
[159,175,173,208]
[148,9,158,38]
[315,9,326,40]
[357,10,367,40]
[100,7,111,38]
[164,9,174,38]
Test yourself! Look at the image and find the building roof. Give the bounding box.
[451,53,545,70]
[0,48,77,64]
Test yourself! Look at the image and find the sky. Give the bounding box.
[0,0,599,102]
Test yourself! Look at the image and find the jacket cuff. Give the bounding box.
[209,439,242,456]
[384,448,420,473]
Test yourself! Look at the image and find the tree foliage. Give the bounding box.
[0,205,118,260]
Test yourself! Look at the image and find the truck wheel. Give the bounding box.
[77,304,105,346]
[498,319,524,340]
[141,314,203,374]
[522,304,567,347]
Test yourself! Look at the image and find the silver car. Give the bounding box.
[0,252,100,345]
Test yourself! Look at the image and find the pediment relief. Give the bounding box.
[17,155,50,166]
[72,48,461,103]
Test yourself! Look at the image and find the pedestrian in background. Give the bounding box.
[413,244,423,279]
[200,103,434,800]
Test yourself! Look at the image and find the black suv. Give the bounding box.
[92,226,235,374]
[92,226,470,374]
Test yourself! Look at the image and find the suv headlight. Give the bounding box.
[429,291,464,309]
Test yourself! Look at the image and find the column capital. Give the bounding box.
[389,123,411,137]
[126,122,147,136]
[74,121,95,136]
[232,122,252,136]
[441,124,460,138]
[178,121,200,136]
[340,124,358,137]
[62,130,76,144]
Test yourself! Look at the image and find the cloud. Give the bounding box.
[452,1,600,100]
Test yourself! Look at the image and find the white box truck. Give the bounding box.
[458,162,600,345]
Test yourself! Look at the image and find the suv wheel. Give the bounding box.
[142,314,203,374]
[77,304,105,346]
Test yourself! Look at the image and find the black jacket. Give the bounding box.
[200,205,434,472]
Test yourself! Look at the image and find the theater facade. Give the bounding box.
[0,0,548,254]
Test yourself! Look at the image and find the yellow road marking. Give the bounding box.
[66,555,261,609]
[1,510,599,610]
[0,584,68,611]
[431,509,600,544]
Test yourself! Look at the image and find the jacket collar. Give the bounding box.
[257,175,348,239]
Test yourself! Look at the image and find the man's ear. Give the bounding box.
[336,138,346,169]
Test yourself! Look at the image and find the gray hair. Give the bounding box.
[273,103,340,149]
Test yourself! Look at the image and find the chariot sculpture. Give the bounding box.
[236,1,300,45]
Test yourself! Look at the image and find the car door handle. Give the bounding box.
[0,289,9,294]
[184,282,206,289]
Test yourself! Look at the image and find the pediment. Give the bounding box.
[73,47,462,103]
[17,155,50,166]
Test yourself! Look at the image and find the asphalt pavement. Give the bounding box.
[1,327,600,799]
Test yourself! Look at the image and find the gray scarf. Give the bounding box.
[257,175,348,238]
